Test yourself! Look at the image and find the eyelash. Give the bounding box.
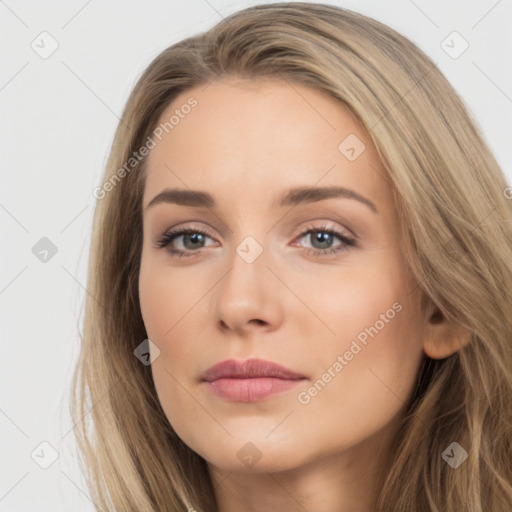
[153,223,357,258]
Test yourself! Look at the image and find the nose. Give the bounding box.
[214,238,284,337]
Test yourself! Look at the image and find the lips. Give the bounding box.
[200,358,307,402]
[200,358,306,382]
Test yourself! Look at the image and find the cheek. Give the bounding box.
[138,251,211,342]
[294,249,411,353]
[138,255,194,400]
[138,259,204,439]
[138,253,215,418]
[139,272,177,341]
[301,309,424,456]
[296,262,424,441]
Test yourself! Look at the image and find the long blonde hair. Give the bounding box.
[70,3,512,510]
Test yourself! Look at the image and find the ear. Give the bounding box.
[422,304,472,360]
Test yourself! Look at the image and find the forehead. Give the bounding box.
[142,78,388,210]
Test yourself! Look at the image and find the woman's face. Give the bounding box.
[139,77,428,474]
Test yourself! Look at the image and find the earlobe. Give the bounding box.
[422,307,472,360]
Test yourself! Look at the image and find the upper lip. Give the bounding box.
[200,358,306,382]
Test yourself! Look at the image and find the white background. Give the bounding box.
[1,1,511,510]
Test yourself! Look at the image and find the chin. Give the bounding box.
[205,448,303,474]
[183,433,306,474]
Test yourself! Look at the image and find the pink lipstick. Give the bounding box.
[200,358,307,402]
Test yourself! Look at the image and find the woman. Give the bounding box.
[71,2,512,511]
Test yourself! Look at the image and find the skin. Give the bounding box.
[138,77,469,512]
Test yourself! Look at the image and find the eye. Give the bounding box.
[153,227,216,258]
[291,223,356,257]
[153,223,357,258]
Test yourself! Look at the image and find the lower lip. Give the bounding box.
[204,377,306,402]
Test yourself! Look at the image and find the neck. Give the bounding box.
[207,413,399,512]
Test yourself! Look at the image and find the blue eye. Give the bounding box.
[295,223,356,256]
[154,227,214,257]
[154,223,356,258]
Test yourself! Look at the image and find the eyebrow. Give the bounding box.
[145,186,378,214]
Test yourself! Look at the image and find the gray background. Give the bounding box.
[1,0,511,510]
